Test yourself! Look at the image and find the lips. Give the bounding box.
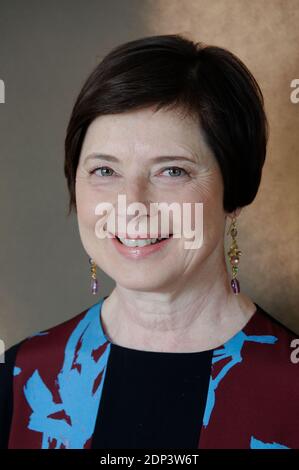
[110,233,173,259]
[116,235,169,244]
[110,233,172,239]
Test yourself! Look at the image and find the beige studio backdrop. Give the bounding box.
[0,0,298,349]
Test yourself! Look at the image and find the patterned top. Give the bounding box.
[0,297,298,449]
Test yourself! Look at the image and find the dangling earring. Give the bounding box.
[227,215,242,295]
[89,257,98,295]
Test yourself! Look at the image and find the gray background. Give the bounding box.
[1,0,298,350]
[0,0,150,348]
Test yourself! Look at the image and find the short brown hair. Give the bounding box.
[64,33,269,215]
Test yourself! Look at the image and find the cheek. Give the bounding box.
[182,172,223,221]
[188,172,224,247]
[195,168,224,220]
[75,180,99,229]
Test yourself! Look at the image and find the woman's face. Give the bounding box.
[75,106,227,292]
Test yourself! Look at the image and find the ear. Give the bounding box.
[225,207,242,221]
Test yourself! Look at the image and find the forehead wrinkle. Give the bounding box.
[81,110,212,166]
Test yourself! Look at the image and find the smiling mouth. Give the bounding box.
[115,235,173,247]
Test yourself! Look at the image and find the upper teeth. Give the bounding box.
[118,237,163,247]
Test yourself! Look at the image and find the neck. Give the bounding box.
[101,244,256,353]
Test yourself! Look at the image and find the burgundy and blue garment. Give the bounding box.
[0,297,299,449]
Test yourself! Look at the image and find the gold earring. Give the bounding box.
[89,257,98,295]
[227,215,242,294]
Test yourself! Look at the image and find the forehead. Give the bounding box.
[80,106,212,161]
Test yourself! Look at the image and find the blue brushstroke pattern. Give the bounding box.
[250,436,290,449]
[23,299,110,449]
[14,366,22,376]
[203,331,277,427]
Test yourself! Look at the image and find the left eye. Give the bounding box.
[161,167,188,177]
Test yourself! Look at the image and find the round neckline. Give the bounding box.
[97,296,259,355]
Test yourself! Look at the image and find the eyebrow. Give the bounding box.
[83,152,198,164]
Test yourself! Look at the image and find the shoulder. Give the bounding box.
[0,299,103,403]
[0,300,105,448]
[242,302,299,381]
[0,298,97,366]
[2,298,109,449]
[12,300,103,372]
[252,302,299,348]
[201,303,299,449]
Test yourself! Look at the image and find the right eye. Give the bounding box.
[89,166,115,177]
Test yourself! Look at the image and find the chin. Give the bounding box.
[115,275,176,292]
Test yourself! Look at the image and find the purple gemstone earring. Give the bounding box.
[89,257,98,295]
[227,215,242,295]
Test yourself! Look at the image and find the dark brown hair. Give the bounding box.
[64,33,269,215]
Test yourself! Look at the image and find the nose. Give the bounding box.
[117,176,154,232]
[123,175,153,207]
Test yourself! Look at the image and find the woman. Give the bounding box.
[1,34,298,450]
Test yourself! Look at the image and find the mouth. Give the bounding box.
[109,233,173,259]
[115,234,173,247]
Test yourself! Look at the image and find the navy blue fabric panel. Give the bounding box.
[91,343,213,449]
